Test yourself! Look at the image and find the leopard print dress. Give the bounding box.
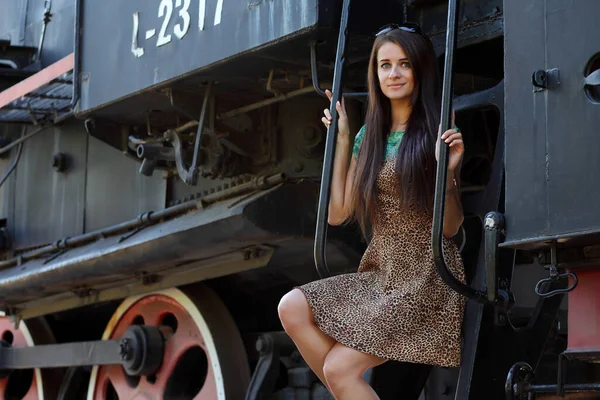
[299,127,466,367]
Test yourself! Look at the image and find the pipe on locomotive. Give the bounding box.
[0,173,286,270]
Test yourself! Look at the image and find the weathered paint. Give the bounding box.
[7,120,167,249]
[78,0,319,113]
[0,53,73,122]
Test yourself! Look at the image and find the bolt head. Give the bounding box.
[256,336,271,353]
[485,217,496,229]
[52,152,68,172]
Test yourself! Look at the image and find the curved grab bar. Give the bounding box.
[535,271,578,298]
[432,0,487,303]
[311,41,367,100]
[310,42,328,98]
[313,0,352,279]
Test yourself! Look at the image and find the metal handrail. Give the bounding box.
[310,41,367,100]
[313,0,352,279]
[315,0,497,303]
[432,0,487,303]
[310,41,328,98]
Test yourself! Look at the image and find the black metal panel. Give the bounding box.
[0,43,37,71]
[545,1,600,237]
[0,0,75,67]
[406,0,504,55]
[6,121,166,250]
[26,0,76,66]
[0,124,22,231]
[78,0,319,114]
[503,0,549,246]
[0,1,30,53]
[13,121,87,249]
[84,136,166,232]
[0,339,123,369]
[504,0,600,249]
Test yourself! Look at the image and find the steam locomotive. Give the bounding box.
[0,0,598,398]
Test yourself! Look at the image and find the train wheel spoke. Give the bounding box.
[87,285,249,399]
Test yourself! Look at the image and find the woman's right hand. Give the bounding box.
[321,89,350,140]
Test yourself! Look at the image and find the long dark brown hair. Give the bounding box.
[349,28,442,235]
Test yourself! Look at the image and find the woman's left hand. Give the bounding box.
[436,127,464,172]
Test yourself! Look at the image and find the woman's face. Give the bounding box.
[377,42,415,102]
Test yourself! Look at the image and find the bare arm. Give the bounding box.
[328,147,357,225]
[321,90,355,226]
[437,122,465,238]
[443,169,464,238]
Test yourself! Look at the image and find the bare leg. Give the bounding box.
[278,289,337,387]
[323,342,387,400]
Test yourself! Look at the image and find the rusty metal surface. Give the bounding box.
[0,70,73,123]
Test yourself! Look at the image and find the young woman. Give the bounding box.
[278,23,466,399]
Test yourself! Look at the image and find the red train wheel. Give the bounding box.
[0,315,63,399]
[87,285,250,400]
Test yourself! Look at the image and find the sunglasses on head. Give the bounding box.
[375,22,423,37]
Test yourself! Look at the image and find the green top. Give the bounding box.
[352,124,460,160]
[352,125,405,160]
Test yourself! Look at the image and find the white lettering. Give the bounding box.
[157,0,174,47]
[145,29,157,40]
[131,12,144,57]
[174,0,191,39]
[199,0,206,31]
[132,0,225,56]
[214,0,223,26]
